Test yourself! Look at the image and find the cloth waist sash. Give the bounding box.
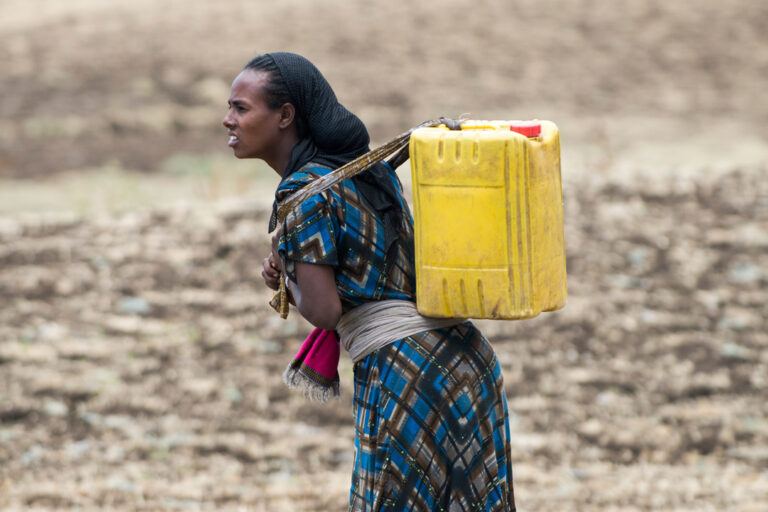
[336,300,466,363]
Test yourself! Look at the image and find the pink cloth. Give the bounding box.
[282,328,340,401]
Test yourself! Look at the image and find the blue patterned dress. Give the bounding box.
[277,163,516,512]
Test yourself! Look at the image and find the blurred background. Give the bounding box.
[1,1,766,510]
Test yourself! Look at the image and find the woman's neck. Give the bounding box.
[269,130,301,178]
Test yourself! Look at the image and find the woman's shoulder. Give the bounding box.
[275,163,334,202]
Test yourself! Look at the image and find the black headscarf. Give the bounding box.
[266,52,405,264]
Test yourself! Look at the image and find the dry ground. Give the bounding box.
[1,1,767,511]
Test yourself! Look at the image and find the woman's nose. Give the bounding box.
[222,112,234,128]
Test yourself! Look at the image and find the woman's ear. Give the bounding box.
[279,103,296,129]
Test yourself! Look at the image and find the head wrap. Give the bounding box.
[266,52,404,263]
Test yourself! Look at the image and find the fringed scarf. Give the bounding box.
[282,328,341,401]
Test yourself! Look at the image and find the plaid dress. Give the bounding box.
[278,164,516,512]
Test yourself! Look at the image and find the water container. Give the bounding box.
[409,120,566,319]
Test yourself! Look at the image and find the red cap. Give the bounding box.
[509,121,541,137]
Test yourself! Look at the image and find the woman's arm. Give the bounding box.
[270,227,342,329]
[288,262,342,330]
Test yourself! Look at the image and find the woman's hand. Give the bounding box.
[261,254,281,290]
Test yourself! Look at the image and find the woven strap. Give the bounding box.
[269,117,453,318]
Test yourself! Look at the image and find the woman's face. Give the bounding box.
[222,69,285,160]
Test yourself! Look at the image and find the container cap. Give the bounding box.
[509,121,541,137]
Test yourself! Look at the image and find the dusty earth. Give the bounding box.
[1,1,767,511]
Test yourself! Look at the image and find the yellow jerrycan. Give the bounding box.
[409,120,566,319]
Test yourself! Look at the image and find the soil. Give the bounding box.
[1,1,767,511]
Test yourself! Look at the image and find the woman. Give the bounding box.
[223,52,516,512]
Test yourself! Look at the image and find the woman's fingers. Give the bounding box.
[268,252,281,272]
[262,257,280,290]
[263,257,278,277]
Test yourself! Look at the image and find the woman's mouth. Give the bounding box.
[228,135,239,147]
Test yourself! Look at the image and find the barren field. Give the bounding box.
[1,1,767,511]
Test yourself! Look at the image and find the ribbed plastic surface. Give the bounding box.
[409,120,566,319]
